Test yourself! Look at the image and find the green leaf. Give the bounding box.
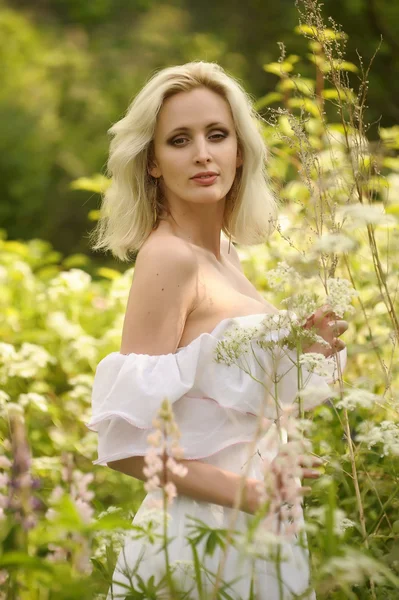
[70,174,110,194]
[254,92,283,110]
[263,61,294,76]
[96,267,122,280]
[0,552,54,573]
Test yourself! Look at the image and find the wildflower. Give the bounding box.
[336,389,379,411]
[164,482,177,504]
[46,312,83,340]
[339,203,397,228]
[6,404,40,531]
[281,293,319,324]
[18,393,48,412]
[6,343,56,379]
[266,261,301,291]
[299,352,336,378]
[143,398,187,506]
[326,277,358,317]
[356,421,399,456]
[47,269,92,301]
[307,506,356,536]
[313,233,356,254]
[321,548,390,586]
[256,440,308,539]
[297,385,338,410]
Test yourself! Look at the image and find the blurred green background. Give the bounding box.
[2,0,398,263]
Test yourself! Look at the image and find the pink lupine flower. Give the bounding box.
[143,397,187,506]
[164,482,177,505]
[74,498,94,524]
[259,441,306,538]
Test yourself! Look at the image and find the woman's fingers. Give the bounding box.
[328,319,348,337]
[302,469,322,479]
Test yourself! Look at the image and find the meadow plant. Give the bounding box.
[0,0,398,597]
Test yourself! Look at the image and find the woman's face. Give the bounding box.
[149,87,242,209]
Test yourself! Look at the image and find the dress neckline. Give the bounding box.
[176,312,271,351]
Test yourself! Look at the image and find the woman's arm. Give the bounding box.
[108,454,320,514]
[108,455,256,514]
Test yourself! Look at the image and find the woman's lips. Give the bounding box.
[191,175,218,185]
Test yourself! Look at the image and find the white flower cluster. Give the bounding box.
[299,352,336,378]
[260,310,299,334]
[297,384,337,410]
[214,310,299,366]
[0,342,56,383]
[266,261,301,291]
[326,277,358,317]
[47,269,92,301]
[307,506,356,537]
[313,233,356,255]
[18,393,48,412]
[281,293,318,324]
[339,203,397,228]
[46,311,83,340]
[133,506,168,530]
[321,547,390,586]
[336,389,379,411]
[356,420,399,456]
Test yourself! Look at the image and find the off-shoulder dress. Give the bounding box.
[87,313,347,600]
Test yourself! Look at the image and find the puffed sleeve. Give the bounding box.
[86,351,196,465]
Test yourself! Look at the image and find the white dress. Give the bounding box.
[87,313,347,600]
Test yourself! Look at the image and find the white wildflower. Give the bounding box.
[266,261,301,291]
[171,559,196,577]
[307,507,355,536]
[7,343,56,379]
[313,233,356,254]
[18,393,48,412]
[326,277,358,317]
[46,312,83,340]
[322,548,390,586]
[47,269,92,301]
[109,268,133,303]
[336,389,379,411]
[339,203,397,228]
[260,310,299,334]
[134,507,169,530]
[299,352,336,378]
[356,420,399,456]
[281,293,318,324]
[0,390,10,412]
[67,335,99,364]
[236,528,288,561]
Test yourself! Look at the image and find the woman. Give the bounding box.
[87,61,348,599]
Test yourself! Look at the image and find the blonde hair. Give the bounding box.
[89,60,278,262]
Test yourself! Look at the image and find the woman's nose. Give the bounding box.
[193,137,212,162]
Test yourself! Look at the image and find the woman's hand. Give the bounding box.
[302,304,348,358]
[241,454,324,515]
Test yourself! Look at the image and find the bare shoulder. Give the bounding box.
[120,232,198,356]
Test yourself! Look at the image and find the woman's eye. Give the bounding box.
[171,133,227,146]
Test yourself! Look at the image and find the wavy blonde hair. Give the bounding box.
[89,61,278,262]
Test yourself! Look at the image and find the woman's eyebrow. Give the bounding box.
[167,122,227,135]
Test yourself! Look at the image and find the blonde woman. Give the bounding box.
[88,61,348,599]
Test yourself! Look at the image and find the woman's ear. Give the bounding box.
[148,160,161,178]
